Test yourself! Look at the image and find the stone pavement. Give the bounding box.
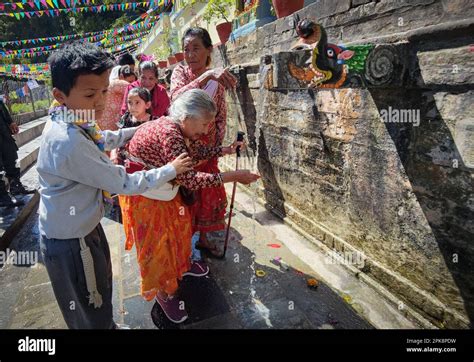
[0,185,419,329]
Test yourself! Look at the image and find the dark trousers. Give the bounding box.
[39,223,115,329]
[0,135,20,180]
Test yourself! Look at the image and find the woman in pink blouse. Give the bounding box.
[170,27,238,256]
[119,89,259,323]
[121,61,170,119]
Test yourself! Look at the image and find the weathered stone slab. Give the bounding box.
[417,45,474,86]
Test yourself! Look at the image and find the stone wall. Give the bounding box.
[213,0,474,328]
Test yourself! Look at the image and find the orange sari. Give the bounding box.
[119,193,192,300]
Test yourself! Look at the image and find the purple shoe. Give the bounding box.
[183,261,209,277]
[155,294,188,324]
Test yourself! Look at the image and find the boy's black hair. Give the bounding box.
[48,41,115,96]
[118,53,135,66]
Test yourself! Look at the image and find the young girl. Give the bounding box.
[119,87,153,129]
[111,87,152,165]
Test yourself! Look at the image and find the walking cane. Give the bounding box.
[220,131,245,259]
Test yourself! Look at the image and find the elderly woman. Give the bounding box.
[119,89,259,323]
[121,60,170,118]
[170,27,238,256]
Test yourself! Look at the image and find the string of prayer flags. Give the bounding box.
[1,21,155,47]
[0,63,50,74]
[2,29,149,56]
[0,0,172,18]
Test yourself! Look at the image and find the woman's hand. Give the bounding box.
[223,140,247,155]
[234,170,260,185]
[171,153,194,175]
[221,170,260,185]
[199,67,238,90]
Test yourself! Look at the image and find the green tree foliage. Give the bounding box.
[180,0,234,24]
[202,0,234,24]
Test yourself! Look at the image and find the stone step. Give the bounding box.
[17,136,42,175]
[20,161,40,191]
[13,116,47,148]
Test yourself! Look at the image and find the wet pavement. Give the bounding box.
[0,184,418,329]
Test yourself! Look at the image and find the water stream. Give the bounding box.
[248,63,273,327]
[226,60,273,327]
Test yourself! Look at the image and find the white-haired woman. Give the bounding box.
[119,89,259,323]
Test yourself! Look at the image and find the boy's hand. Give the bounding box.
[110,149,120,165]
[171,153,194,175]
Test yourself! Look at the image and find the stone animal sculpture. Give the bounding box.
[289,19,375,88]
